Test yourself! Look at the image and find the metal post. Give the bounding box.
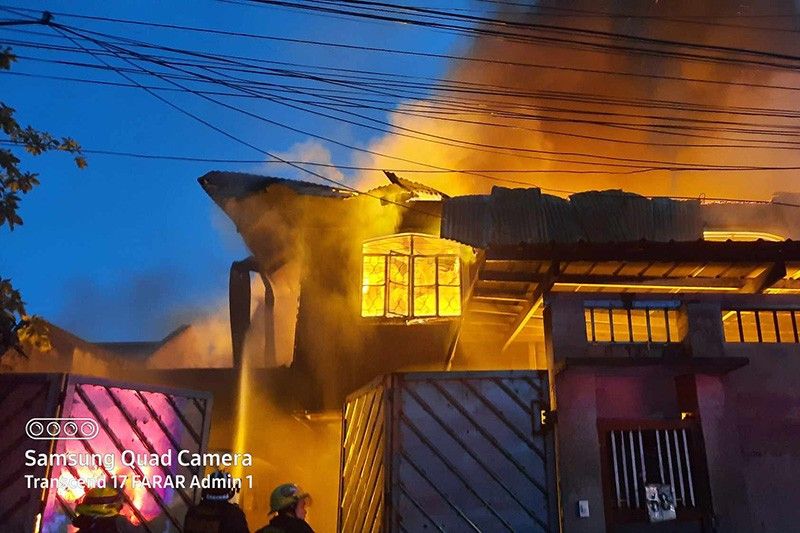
[611,431,622,507]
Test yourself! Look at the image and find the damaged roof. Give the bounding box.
[442,187,703,247]
[369,171,449,201]
[199,170,449,205]
[198,171,355,204]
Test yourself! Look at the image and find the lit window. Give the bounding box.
[584,300,681,344]
[703,230,785,242]
[722,308,800,343]
[361,233,462,318]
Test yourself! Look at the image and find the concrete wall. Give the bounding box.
[722,342,800,532]
[546,292,800,532]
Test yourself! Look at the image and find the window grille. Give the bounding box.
[585,301,681,344]
[607,428,699,512]
[361,233,462,319]
[722,309,800,343]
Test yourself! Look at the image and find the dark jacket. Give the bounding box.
[72,514,142,533]
[255,514,315,533]
[183,500,250,533]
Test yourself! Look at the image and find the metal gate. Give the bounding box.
[0,373,212,533]
[339,371,558,532]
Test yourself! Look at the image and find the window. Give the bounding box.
[703,230,785,242]
[361,233,462,319]
[585,300,681,344]
[722,309,800,343]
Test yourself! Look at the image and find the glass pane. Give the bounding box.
[648,309,668,342]
[758,311,778,343]
[388,282,409,317]
[739,311,759,342]
[721,310,741,342]
[591,308,612,342]
[437,256,460,286]
[414,256,437,286]
[667,310,681,342]
[363,234,411,255]
[777,311,798,343]
[413,286,436,317]
[438,286,461,316]
[361,285,385,317]
[611,309,631,342]
[362,255,385,286]
[626,309,648,342]
[389,255,409,285]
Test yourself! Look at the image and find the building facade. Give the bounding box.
[202,171,800,532]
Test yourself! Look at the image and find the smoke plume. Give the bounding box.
[354,0,800,200]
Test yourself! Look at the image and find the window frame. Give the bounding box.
[360,233,463,320]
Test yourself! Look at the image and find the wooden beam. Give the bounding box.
[481,270,747,289]
[445,250,485,370]
[481,270,543,283]
[554,274,742,289]
[486,241,800,263]
[501,261,559,353]
[743,261,786,293]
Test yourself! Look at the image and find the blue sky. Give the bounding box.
[1,0,474,341]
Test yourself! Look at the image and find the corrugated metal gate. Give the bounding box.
[339,371,558,532]
[0,373,212,533]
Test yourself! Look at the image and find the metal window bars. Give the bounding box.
[585,300,681,344]
[722,308,800,343]
[608,428,697,511]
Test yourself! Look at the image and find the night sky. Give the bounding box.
[1,0,469,341]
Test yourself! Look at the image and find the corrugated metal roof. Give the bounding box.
[368,171,449,201]
[442,187,703,247]
[198,171,355,204]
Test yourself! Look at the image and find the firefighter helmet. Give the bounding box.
[75,487,124,517]
[269,483,310,513]
[202,470,238,501]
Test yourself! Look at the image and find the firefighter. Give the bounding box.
[72,487,142,533]
[183,470,249,533]
[255,483,314,533]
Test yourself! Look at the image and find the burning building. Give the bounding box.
[201,169,800,532]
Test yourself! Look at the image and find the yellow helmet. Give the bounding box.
[75,487,124,517]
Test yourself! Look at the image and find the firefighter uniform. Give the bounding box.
[183,499,250,533]
[72,488,142,533]
[183,470,249,533]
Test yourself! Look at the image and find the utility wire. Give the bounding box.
[11,27,800,150]
[240,0,800,71]
[59,25,800,172]
[4,6,800,94]
[6,11,800,206]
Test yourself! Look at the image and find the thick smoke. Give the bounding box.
[355,0,800,200]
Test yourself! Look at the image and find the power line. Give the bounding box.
[5,31,800,209]
[6,139,800,174]
[9,22,798,175]
[4,5,800,94]
[67,26,800,172]
[11,27,800,149]
[7,24,800,121]
[6,13,800,191]
[239,0,800,71]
